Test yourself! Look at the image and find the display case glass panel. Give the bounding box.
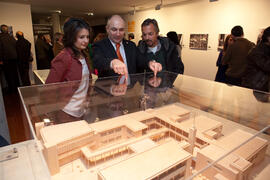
[18,72,270,180]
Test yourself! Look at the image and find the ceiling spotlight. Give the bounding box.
[129,11,135,15]
[129,6,136,15]
[87,12,94,16]
[155,0,163,10]
[155,4,161,10]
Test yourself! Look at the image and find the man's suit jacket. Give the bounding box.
[93,38,145,77]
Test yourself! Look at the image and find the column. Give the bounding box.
[51,13,61,34]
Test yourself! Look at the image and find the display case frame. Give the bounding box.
[17,71,270,180]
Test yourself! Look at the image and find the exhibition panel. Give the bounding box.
[14,72,269,179]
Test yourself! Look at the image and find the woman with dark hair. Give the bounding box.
[45,18,92,121]
[215,34,234,83]
[242,26,270,92]
[46,18,92,83]
[167,31,182,57]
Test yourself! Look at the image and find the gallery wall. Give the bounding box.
[123,0,270,81]
[0,2,36,70]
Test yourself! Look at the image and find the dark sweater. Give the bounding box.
[222,38,255,78]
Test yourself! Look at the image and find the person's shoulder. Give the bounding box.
[25,38,31,45]
[239,38,254,45]
[93,37,109,46]
[123,39,136,47]
[160,36,174,50]
[54,48,72,60]
[137,40,147,53]
[21,38,30,44]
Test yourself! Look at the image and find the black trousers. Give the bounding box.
[3,60,20,93]
[18,63,31,86]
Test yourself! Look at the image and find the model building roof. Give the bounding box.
[199,144,251,173]
[215,129,267,160]
[88,112,151,133]
[40,120,92,145]
[128,138,157,153]
[147,103,190,117]
[146,104,221,134]
[98,140,191,180]
[177,115,222,133]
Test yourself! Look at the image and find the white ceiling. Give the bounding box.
[0,0,192,18]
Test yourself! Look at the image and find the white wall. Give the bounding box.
[0,2,36,70]
[123,0,270,80]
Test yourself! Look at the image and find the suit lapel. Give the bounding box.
[123,40,131,68]
[105,38,118,58]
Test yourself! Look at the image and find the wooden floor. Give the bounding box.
[3,91,31,144]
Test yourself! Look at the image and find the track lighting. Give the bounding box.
[129,6,136,15]
[155,0,163,10]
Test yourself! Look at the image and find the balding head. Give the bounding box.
[106,15,125,44]
[16,31,24,39]
[106,15,125,30]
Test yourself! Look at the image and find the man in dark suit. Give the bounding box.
[16,31,32,86]
[93,15,162,79]
[0,24,20,93]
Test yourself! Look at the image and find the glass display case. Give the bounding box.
[17,71,269,180]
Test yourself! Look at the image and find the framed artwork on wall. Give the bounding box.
[189,34,208,50]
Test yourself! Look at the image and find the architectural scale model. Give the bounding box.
[35,103,268,180]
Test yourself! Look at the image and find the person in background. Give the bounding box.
[256,28,264,45]
[16,31,32,86]
[93,33,106,43]
[0,24,19,93]
[167,31,182,58]
[138,19,184,74]
[44,34,54,61]
[222,25,255,86]
[53,32,64,57]
[35,34,52,69]
[128,33,134,41]
[46,18,92,83]
[215,34,234,83]
[88,32,106,75]
[242,26,270,92]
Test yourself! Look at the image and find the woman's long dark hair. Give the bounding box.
[262,26,270,43]
[63,18,90,58]
[167,31,179,45]
[223,34,233,52]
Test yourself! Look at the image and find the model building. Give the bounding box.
[35,103,268,180]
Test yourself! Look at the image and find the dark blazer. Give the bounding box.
[46,48,91,83]
[0,33,17,62]
[16,37,31,66]
[242,42,270,92]
[93,38,145,77]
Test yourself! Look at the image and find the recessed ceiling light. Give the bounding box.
[87,12,94,16]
